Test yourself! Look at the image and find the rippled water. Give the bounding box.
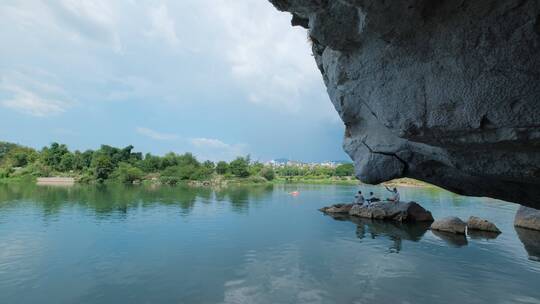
[0,183,539,304]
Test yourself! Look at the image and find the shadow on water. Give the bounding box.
[515,227,540,262]
[325,214,430,253]
[467,230,500,241]
[431,230,468,247]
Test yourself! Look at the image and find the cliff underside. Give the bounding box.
[270,0,540,209]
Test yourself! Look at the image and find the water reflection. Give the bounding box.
[0,183,274,217]
[325,214,430,253]
[515,227,540,262]
[431,230,468,247]
[467,230,500,241]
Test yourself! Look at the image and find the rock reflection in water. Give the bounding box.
[431,230,468,247]
[326,214,430,253]
[467,230,500,241]
[515,227,540,262]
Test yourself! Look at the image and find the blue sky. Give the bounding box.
[0,0,348,162]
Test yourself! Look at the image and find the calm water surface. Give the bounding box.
[0,183,539,304]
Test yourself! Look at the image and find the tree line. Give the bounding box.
[0,141,355,184]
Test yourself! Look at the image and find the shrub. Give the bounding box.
[260,167,275,181]
[0,167,11,178]
[111,162,144,184]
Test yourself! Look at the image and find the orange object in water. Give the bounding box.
[290,191,300,196]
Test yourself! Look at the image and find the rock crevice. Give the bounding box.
[270,0,540,208]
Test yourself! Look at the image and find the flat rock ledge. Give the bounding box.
[467,216,501,234]
[320,201,434,223]
[514,206,540,231]
[431,217,467,235]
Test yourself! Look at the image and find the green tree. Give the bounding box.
[92,154,114,182]
[203,160,215,170]
[177,153,200,167]
[111,162,144,184]
[141,153,161,172]
[160,165,198,184]
[3,147,37,168]
[161,152,178,169]
[216,161,229,175]
[41,143,69,170]
[59,153,75,172]
[229,157,250,178]
[249,162,264,176]
[260,167,275,181]
[0,142,18,161]
[335,163,354,177]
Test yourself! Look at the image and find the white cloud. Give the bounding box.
[46,0,122,52]
[190,137,230,149]
[190,137,248,161]
[145,4,180,48]
[1,87,67,117]
[207,0,331,115]
[136,127,179,141]
[0,71,73,117]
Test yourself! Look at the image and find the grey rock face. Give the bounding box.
[514,206,540,231]
[431,217,467,234]
[269,0,540,208]
[349,202,433,222]
[320,201,433,222]
[467,216,501,233]
[319,203,353,214]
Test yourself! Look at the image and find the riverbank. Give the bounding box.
[2,175,433,189]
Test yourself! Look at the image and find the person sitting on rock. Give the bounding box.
[353,190,365,205]
[366,192,380,203]
[385,186,400,203]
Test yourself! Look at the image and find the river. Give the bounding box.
[0,183,539,303]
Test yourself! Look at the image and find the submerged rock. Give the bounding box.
[431,217,467,235]
[269,0,540,208]
[514,206,540,231]
[467,216,501,234]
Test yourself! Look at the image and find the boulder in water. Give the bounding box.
[347,201,434,222]
[514,206,540,231]
[467,216,501,234]
[431,217,467,235]
[319,203,353,214]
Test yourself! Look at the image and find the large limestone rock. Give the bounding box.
[467,216,501,233]
[329,201,433,222]
[269,0,540,209]
[431,217,467,235]
[514,206,540,231]
[319,203,353,214]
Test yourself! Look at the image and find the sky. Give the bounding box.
[0,0,348,162]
